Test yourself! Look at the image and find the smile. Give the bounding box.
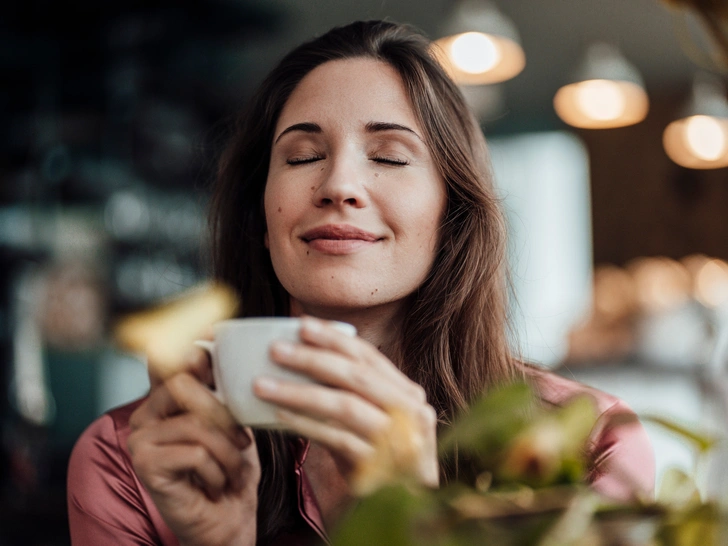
[301,224,381,255]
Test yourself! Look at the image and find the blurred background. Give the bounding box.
[3,0,728,543]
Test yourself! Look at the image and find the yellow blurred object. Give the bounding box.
[627,256,691,312]
[432,0,525,85]
[663,74,728,169]
[350,408,425,496]
[553,43,649,129]
[114,282,239,380]
[695,258,728,308]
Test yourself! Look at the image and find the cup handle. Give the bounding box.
[193,339,225,404]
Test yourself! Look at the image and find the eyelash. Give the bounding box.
[373,156,409,166]
[286,155,409,166]
[287,156,323,165]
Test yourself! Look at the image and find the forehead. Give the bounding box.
[275,58,422,133]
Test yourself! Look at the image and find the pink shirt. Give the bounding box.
[67,370,654,545]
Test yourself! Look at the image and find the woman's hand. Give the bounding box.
[253,316,439,492]
[127,350,261,546]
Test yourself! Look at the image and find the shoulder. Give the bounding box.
[67,398,178,545]
[68,398,144,493]
[523,364,655,501]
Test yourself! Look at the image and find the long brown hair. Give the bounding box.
[209,20,518,543]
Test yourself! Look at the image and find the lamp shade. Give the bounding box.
[663,73,728,169]
[433,0,525,85]
[554,43,649,129]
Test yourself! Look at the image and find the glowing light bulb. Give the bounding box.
[450,32,501,74]
[696,259,728,308]
[685,115,727,161]
[575,80,626,121]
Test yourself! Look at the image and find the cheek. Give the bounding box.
[403,186,446,245]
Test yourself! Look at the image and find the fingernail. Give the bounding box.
[255,377,278,393]
[271,340,294,357]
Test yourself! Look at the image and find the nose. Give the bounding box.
[313,154,368,208]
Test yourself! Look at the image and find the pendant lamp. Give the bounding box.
[663,72,728,169]
[553,43,649,129]
[433,0,525,85]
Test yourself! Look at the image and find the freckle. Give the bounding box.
[278,207,282,213]
[374,172,379,178]
[375,288,378,292]
[331,276,334,279]
[311,186,315,191]
[371,291,374,295]
[306,250,309,256]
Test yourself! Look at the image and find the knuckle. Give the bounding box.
[413,384,427,403]
[418,404,438,427]
[184,412,205,432]
[348,366,369,389]
[336,397,358,422]
[189,445,208,467]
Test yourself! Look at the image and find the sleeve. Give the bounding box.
[67,411,179,545]
[586,398,655,502]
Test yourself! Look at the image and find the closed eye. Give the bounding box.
[372,156,409,166]
[287,155,325,165]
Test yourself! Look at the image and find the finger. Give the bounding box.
[275,409,375,469]
[253,377,390,440]
[130,373,245,449]
[298,317,426,402]
[270,340,426,412]
[132,441,229,501]
[130,413,250,491]
[148,347,214,389]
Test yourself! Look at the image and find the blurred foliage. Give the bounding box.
[332,382,727,546]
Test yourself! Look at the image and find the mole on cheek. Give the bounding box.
[278,207,282,213]
[310,186,316,191]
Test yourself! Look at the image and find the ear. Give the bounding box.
[264,231,269,249]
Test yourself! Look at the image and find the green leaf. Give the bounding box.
[552,396,598,455]
[657,467,702,509]
[439,382,536,457]
[331,485,434,546]
[642,415,719,453]
[537,491,600,546]
[657,503,722,546]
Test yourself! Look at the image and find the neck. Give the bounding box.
[289,299,406,362]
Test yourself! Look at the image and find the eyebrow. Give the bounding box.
[365,121,422,141]
[274,122,321,144]
[274,121,423,144]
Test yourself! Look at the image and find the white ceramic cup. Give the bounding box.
[195,317,356,428]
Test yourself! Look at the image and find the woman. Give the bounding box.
[67,20,654,545]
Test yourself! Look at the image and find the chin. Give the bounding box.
[288,280,399,314]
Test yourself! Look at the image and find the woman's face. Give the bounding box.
[264,58,447,315]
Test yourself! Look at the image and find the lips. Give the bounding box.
[300,224,380,254]
[301,224,379,242]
